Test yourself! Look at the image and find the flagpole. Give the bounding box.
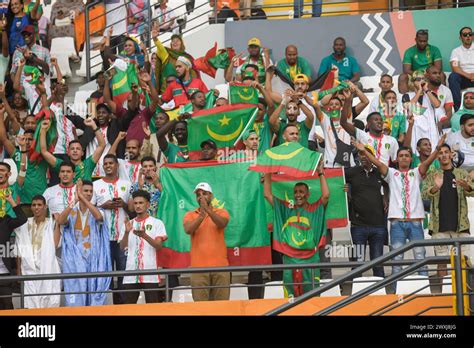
[311,155,322,176]
[233,107,259,147]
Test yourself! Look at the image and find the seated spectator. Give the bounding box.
[153,0,177,33]
[6,0,34,56]
[160,56,208,108]
[228,37,271,84]
[37,14,50,49]
[276,45,312,83]
[49,0,84,62]
[199,139,218,161]
[451,90,474,132]
[318,37,360,84]
[209,0,240,22]
[446,113,474,172]
[403,75,441,154]
[293,0,322,18]
[449,27,474,111]
[368,74,395,113]
[424,66,453,130]
[104,26,147,70]
[398,30,444,94]
[74,0,106,53]
[183,182,230,302]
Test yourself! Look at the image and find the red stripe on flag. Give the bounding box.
[191,103,257,118]
[251,164,320,178]
[272,168,344,181]
[327,218,348,229]
[272,240,316,259]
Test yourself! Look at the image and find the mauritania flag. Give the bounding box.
[272,168,348,229]
[187,104,258,158]
[111,61,139,108]
[157,161,271,268]
[251,142,321,178]
[228,83,259,105]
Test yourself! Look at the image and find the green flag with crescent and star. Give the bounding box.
[251,142,322,178]
[187,104,258,153]
[157,161,271,268]
[271,168,348,230]
[228,83,259,105]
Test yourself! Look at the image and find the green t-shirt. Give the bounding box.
[0,185,20,218]
[163,143,190,163]
[402,44,442,72]
[13,150,48,204]
[24,2,43,41]
[411,156,441,170]
[277,121,310,148]
[318,54,360,81]
[54,156,97,182]
[381,112,406,140]
[276,57,312,82]
[253,115,272,155]
[273,197,326,255]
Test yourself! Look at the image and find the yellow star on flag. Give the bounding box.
[218,115,231,126]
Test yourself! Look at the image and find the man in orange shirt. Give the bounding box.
[183,182,230,301]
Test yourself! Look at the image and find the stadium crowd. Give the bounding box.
[0,0,472,308]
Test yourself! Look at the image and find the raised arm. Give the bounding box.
[254,81,275,116]
[84,118,106,163]
[263,173,274,206]
[78,179,103,221]
[0,84,20,134]
[13,58,25,92]
[103,71,117,114]
[418,133,446,177]
[107,131,127,156]
[349,82,369,116]
[353,139,388,176]
[39,119,58,168]
[340,91,356,136]
[265,67,283,104]
[0,103,17,157]
[51,57,62,81]
[0,20,8,58]
[15,135,28,187]
[301,95,315,130]
[29,0,42,20]
[317,161,330,207]
[403,114,414,148]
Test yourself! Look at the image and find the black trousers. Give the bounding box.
[123,283,162,304]
[319,229,333,279]
[0,275,13,310]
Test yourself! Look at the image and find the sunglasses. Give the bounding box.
[462,32,473,37]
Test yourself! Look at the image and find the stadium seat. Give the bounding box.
[5,158,18,185]
[171,286,194,303]
[396,275,431,295]
[442,275,453,294]
[77,50,103,78]
[351,276,386,295]
[72,90,95,118]
[263,281,285,299]
[360,76,381,93]
[214,83,229,99]
[50,37,77,78]
[137,291,146,304]
[229,284,249,300]
[319,279,342,297]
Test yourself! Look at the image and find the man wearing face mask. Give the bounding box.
[184,182,230,301]
[160,56,208,108]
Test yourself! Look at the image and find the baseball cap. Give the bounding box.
[242,129,256,140]
[96,103,111,113]
[200,139,217,149]
[194,182,213,194]
[294,74,309,84]
[247,37,261,47]
[21,25,35,36]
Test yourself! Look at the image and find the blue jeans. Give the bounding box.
[350,226,387,277]
[390,221,427,276]
[294,0,322,17]
[110,241,127,304]
[448,72,474,111]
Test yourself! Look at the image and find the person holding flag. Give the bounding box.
[263,159,329,298]
[56,179,111,307]
[155,114,191,164]
[93,154,132,304]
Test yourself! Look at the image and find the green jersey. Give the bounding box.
[402,44,442,72]
[13,150,48,204]
[0,185,20,218]
[55,156,97,182]
[276,56,312,82]
[277,121,310,148]
[253,114,272,155]
[163,143,190,163]
[380,111,406,140]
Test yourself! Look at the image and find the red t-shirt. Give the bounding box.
[161,78,209,107]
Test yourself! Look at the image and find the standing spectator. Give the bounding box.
[398,30,443,94]
[424,66,454,130]
[276,45,313,83]
[449,27,474,112]
[130,157,161,217]
[354,134,446,277]
[451,90,474,132]
[199,139,218,161]
[160,56,208,107]
[14,195,61,308]
[0,16,9,83]
[140,112,173,166]
[368,75,395,114]
[42,162,77,215]
[293,0,322,18]
[104,0,128,53]
[423,144,473,277]
[378,90,406,144]
[345,146,388,277]
[156,116,190,164]
[233,38,271,84]
[404,75,441,154]
[128,0,149,38]
[121,190,167,304]
[93,154,132,304]
[183,182,230,302]
[0,181,27,309]
[318,37,361,84]
[6,0,33,55]
[108,132,143,184]
[263,161,329,297]
[446,113,474,172]
[56,179,111,307]
[89,71,105,104]
[340,94,399,166]
[153,0,177,33]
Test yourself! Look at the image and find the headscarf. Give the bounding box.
[451,89,474,132]
[119,36,145,67]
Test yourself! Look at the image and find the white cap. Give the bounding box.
[177,56,192,69]
[194,182,213,194]
[111,58,128,72]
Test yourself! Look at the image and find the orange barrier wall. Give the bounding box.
[0,295,453,316]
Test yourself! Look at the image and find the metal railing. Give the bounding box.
[265,238,474,316]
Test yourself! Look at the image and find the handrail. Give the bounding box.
[264,237,474,316]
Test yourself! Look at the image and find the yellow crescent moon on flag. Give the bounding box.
[112,75,127,90]
[207,119,243,142]
[237,88,255,101]
[264,147,304,160]
[291,231,306,246]
[282,216,310,230]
